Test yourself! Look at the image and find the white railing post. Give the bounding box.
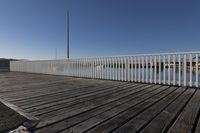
[131,56,134,82]
[96,58,98,79]
[82,58,85,77]
[113,57,115,80]
[154,56,157,84]
[98,58,100,79]
[92,58,94,79]
[84,58,86,77]
[104,57,108,79]
[150,56,152,83]
[196,54,199,88]
[118,57,121,81]
[127,57,130,82]
[138,56,141,82]
[81,59,83,77]
[184,54,187,86]
[163,56,166,84]
[142,56,144,83]
[159,56,161,84]
[173,55,176,85]
[178,55,181,86]
[107,57,110,80]
[134,56,137,82]
[115,57,118,81]
[78,59,81,77]
[92,58,95,78]
[104,58,106,79]
[189,54,193,87]
[76,59,78,77]
[94,58,96,78]
[89,58,91,78]
[88,58,91,78]
[168,55,171,85]
[121,57,124,81]
[146,56,148,83]
[124,57,127,81]
[109,57,111,80]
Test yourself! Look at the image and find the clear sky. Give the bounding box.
[0,0,200,60]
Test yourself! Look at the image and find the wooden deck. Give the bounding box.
[0,72,200,133]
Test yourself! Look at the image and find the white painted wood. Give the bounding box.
[146,56,148,83]
[163,56,166,84]
[131,56,134,82]
[168,55,171,85]
[121,57,124,81]
[178,55,181,86]
[190,54,193,87]
[142,56,144,83]
[127,57,130,82]
[154,56,157,84]
[159,56,161,84]
[150,56,152,83]
[10,51,200,87]
[196,54,199,87]
[173,55,176,85]
[134,56,137,82]
[138,56,141,82]
[118,57,121,81]
[184,54,187,86]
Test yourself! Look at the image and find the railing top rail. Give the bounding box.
[10,51,200,62]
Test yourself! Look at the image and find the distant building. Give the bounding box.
[0,58,18,71]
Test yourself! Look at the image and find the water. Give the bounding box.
[52,64,200,86]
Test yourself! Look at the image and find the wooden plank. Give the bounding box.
[140,88,195,133]
[0,73,73,89]
[2,72,198,133]
[34,85,163,132]
[0,72,111,93]
[2,77,110,98]
[63,86,181,133]
[25,83,140,113]
[112,87,189,133]
[1,79,89,98]
[195,117,200,133]
[78,86,177,133]
[0,78,78,94]
[167,89,200,133]
[16,82,128,108]
[30,84,145,116]
[6,80,118,102]
[0,76,89,95]
[37,84,153,119]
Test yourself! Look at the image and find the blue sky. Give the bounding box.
[0,0,200,59]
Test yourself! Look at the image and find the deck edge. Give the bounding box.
[0,97,40,129]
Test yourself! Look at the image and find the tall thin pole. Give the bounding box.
[66,11,70,59]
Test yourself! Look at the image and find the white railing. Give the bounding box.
[10,51,200,88]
